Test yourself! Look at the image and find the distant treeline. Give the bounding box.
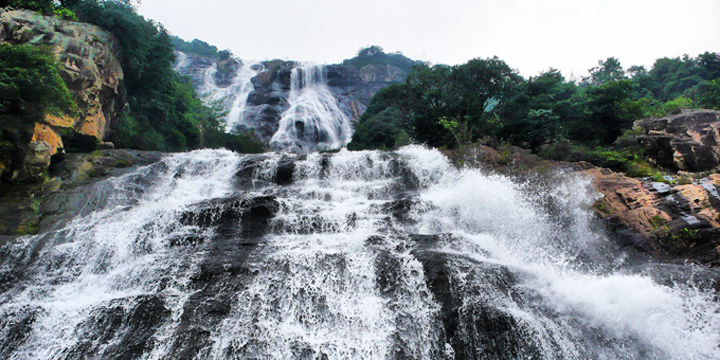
[170,36,233,61]
[341,45,420,73]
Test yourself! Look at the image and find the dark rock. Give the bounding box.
[0,306,39,358]
[178,195,279,238]
[634,110,720,171]
[274,158,295,185]
[63,295,170,360]
[375,251,402,296]
[170,235,261,359]
[411,246,541,360]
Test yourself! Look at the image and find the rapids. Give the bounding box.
[0,146,718,360]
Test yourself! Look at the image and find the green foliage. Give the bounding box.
[3,0,55,14]
[53,7,77,20]
[347,95,412,150]
[585,57,626,86]
[0,43,75,116]
[694,79,720,109]
[664,97,694,114]
[349,57,523,150]
[65,0,262,153]
[540,141,656,177]
[170,36,220,58]
[500,69,578,151]
[217,49,232,61]
[342,45,420,73]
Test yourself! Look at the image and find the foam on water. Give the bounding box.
[270,63,353,153]
[0,146,718,359]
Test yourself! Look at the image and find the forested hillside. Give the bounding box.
[349,52,720,175]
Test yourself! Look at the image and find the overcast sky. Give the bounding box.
[137,0,720,79]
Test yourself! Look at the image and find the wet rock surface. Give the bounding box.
[0,149,163,236]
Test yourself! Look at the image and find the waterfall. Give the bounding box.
[197,61,264,133]
[1,146,719,359]
[269,63,353,154]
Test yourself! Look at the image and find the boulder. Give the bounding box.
[634,110,720,171]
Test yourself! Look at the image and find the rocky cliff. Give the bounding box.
[174,54,408,143]
[0,8,124,182]
[443,139,720,266]
[634,110,720,171]
[589,168,720,264]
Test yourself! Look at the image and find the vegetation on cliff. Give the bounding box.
[67,0,261,153]
[2,0,263,155]
[0,43,77,181]
[342,45,420,73]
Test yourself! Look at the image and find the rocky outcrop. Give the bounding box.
[588,168,720,265]
[326,64,408,122]
[173,51,215,89]
[0,8,124,182]
[443,142,720,265]
[242,60,294,140]
[0,149,163,237]
[634,110,720,171]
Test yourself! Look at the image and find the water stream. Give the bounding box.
[269,62,353,153]
[0,147,718,359]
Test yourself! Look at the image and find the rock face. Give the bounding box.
[0,149,163,237]
[588,168,720,265]
[325,64,407,122]
[174,54,408,143]
[0,9,124,182]
[173,51,215,89]
[634,110,720,171]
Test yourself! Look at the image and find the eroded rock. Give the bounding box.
[0,9,125,182]
[587,168,720,265]
[634,110,720,171]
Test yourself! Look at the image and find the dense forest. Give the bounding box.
[1,0,263,153]
[348,49,720,175]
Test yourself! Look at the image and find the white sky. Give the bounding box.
[137,0,720,79]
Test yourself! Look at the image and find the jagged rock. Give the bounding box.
[587,167,720,265]
[0,9,125,182]
[634,110,720,171]
[174,54,408,144]
[173,51,215,89]
[178,195,279,238]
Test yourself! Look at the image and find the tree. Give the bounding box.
[1,0,55,13]
[358,45,384,58]
[695,80,720,109]
[584,80,635,145]
[586,57,626,86]
[697,52,720,81]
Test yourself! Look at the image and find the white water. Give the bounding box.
[0,146,719,359]
[196,61,264,133]
[270,62,353,153]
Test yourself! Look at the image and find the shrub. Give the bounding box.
[0,43,75,116]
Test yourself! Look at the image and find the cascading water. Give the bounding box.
[198,61,264,133]
[1,146,719,360]
[269,63,353,154]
